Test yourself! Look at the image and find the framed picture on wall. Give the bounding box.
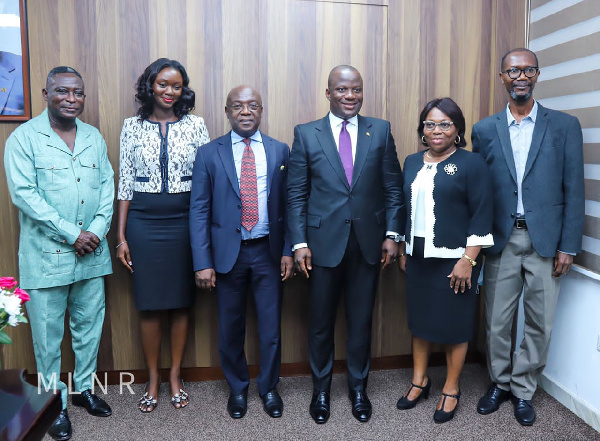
[0,0,30,121]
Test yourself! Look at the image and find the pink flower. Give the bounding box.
[14,288,30,304]
[0,277,18,290]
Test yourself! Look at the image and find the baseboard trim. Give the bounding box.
[25,351,485,386]
[540,373,600,432]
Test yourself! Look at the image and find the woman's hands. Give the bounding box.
[448,257,473,294]
[117,241,133,274]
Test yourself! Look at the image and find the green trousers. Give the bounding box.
[26,277,106,408]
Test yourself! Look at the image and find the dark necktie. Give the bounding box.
[240,138,259,231]
[339,120,353,185]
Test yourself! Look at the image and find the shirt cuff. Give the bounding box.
[558,250,576,256]
[292,243,308,252]
[386,231,405,241]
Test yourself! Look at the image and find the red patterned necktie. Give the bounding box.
[240,138,259,231]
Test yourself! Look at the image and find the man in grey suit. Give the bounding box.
[287,65,404,424]
[472,48,584,426]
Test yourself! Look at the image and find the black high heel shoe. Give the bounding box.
[433,390,461,423]
[396,377,431,410]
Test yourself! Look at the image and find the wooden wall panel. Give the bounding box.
[0,0,526,373]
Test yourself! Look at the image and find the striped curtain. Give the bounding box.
[529,0,600,274]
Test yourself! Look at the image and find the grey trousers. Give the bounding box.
[483,227,560,400]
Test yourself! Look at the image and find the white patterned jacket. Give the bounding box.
[117,114,210,200]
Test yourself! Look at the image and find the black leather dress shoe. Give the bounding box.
[309,390,330,424]
[48,409,72,441]
[512,396,536,426]
[72,389,112,417]
[349,390,372,423]
[227,392,248,419]
[477,384,511,415]
[261,389,283,418]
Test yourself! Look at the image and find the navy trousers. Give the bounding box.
[216,238,282,396]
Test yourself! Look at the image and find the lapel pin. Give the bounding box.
[366,132,371,136]
[280,165,285,170]
[444,163,458,175]
[1,88,5,92]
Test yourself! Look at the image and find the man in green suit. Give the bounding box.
[4,66,114,441]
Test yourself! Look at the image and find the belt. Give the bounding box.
[514,218,527,229]
[241,235,269,246]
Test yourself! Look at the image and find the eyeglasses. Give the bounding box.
[422,121,454,131]
[227,103,262,112]
[503,67,539,79]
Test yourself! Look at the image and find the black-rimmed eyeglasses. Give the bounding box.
[503,67,539,79]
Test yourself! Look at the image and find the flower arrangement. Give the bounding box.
[0,277,30,345]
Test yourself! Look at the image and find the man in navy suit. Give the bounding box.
[0,51,25,115]
[190,85,293,419]
[472,48,584,426]
[287,65,404,424]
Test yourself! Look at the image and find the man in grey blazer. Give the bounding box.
[287,65,404,424]
[472,48,584,426]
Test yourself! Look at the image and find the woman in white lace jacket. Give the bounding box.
[395,98,493,424]
[116,58,209,413]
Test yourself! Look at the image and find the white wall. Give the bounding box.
[541,269,600,431]
[516,268,600,431]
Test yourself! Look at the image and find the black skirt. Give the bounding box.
[405,237,481,344]
[127,191,195,311]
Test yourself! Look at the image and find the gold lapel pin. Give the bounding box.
[366,132,371,136]
[1,88,6,92]
[280,165,285,170]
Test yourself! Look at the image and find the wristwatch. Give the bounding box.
[386,233,401,243]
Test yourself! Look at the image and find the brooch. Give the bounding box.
[444,163,457,175]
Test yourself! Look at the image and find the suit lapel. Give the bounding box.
[263,135,276,197]
[217,133,240,198]
[523,105,548,180]
[495,112,518,184]
[315,116,350,189]
[352,116,373,189]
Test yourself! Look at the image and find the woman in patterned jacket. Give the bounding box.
[116,58,210,412]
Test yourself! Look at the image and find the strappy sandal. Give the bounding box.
[170,379,189,409]
[138,380,160,413]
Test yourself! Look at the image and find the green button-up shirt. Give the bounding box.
[4,109,114,289]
